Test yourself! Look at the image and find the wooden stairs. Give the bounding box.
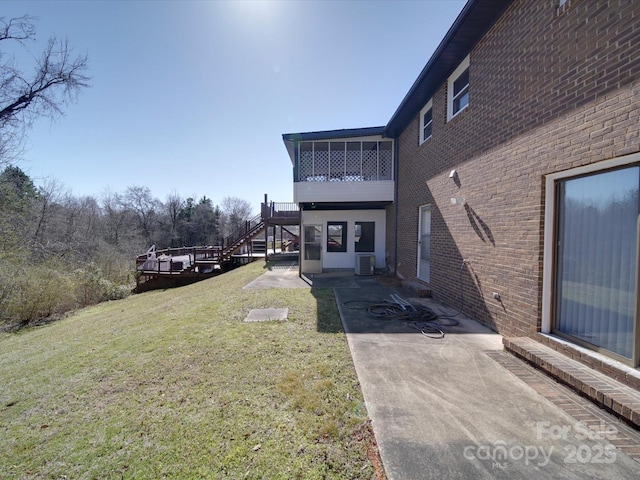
[134,197,299,291]
[218,214,265,262]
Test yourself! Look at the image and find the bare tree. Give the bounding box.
[163,191,184,247]
[221,196,253,238]
[31,176,64,250]
[56,193,102,259]
[101,189,141,255]
[122,186,160,244]
[0,15,90,165]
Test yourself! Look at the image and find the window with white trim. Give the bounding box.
[447,55,470,121]
[419,99,433,144]
[557,0,574,15]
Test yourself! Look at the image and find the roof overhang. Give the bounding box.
[384,0,514,138]
[282,126,386,164]
[281,0,514,161]
[300,201,391,211]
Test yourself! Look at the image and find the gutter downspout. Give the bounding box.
[393,135,399,276]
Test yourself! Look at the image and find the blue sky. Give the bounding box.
[3,0,467,213]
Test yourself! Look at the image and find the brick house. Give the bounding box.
[283,0,640,372]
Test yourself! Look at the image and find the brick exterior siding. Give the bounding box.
[395,0,640,336]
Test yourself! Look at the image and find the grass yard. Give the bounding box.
[0,261,382,479]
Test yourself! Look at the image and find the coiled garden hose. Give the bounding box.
[343,294,459,339]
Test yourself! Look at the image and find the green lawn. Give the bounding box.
[0,261,381,479]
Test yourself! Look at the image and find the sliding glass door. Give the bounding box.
[554,165,639,364]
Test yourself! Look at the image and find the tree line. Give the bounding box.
[0,15,259,329]
[0,165,253,329]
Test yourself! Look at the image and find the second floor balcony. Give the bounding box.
[296,140,393,183]
[283,129,395,204]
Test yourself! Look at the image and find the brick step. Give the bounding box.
[401,280,432,298]
[504,337,640,429]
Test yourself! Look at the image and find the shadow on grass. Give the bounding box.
[312,287,345,334]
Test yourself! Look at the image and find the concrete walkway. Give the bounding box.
[334,284,640,479]
[246,265,640,478]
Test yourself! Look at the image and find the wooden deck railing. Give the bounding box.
[262,201,299,220]
[136,246,225,274]
[136,197,300,275]
[221,212,264,254]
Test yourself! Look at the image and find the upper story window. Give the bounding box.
[420,99,433,144]
[447,55,470,121]
[557,0,574,14]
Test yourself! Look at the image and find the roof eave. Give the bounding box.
[384,0,514,138]
[282,126,386,164]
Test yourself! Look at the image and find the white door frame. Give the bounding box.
[301,224,323,274]
[417,204,431,283]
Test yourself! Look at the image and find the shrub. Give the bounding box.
[0,259,132,330]
[2,263,76,328]
[74,262,131,306]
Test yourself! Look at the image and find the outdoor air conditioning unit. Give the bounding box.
[355,254,375,276]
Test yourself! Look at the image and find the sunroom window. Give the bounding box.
[297,140,393,182]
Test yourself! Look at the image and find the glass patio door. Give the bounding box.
[554,166,639,364]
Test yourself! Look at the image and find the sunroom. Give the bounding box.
[282,127,394,274]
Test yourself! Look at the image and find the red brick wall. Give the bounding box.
[396,0,640,336]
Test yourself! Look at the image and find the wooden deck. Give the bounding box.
[135,198,300,291]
